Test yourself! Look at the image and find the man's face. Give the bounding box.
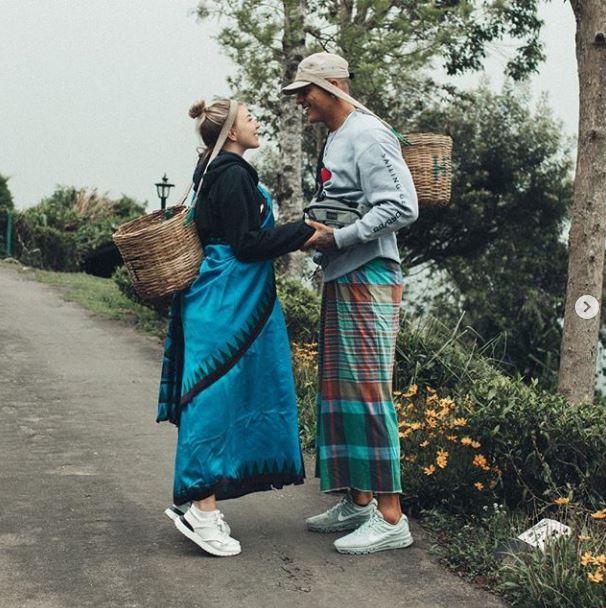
[295,84,335,124]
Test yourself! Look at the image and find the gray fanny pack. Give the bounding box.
[304,198,366,229]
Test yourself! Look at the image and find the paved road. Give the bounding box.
[0,263,505,608]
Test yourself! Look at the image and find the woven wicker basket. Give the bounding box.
[113,205,202,301]
[402,133,453,207]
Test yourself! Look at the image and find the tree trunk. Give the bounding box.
[557,0,606,404]
[278,0,307,278]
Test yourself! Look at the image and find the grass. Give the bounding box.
[7,262,167,338]
[423,504,606,607]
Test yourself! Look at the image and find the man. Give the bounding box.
[282,52,419,555]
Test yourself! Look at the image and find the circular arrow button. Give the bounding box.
[575,295,600,320]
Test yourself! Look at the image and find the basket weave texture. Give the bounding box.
[112,205,202,301]
[402,133,453,207]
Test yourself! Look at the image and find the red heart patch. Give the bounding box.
[320,167,332,183]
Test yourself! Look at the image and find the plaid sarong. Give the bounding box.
[315,257,403,493]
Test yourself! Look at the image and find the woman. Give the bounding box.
[156,98,315,557]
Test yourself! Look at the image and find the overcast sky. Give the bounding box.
[0,1,578,210]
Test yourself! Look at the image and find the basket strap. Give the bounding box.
[174,99,240,209]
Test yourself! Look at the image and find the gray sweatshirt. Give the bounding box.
[314,110,419,282]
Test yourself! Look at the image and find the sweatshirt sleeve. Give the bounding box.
[332,134,419,250]
[216,166,314,262]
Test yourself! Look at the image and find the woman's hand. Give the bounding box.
[301,220,338,253]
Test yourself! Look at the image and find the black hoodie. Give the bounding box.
[193,151,314,262]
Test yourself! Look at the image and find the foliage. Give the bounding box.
[197,0,547,210]
[422,505,520,590]
[395,314,606,510]
[396,383,501,513]
[198,0,545,139]
[401,85,573,389]
[276,273,321,344]
[13,187,145,271]
[425,502,606,607]
[291,342,318,450]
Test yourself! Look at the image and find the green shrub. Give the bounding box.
[13,187,145,271]
[292,342,318,451]
[395,314,606,511]
[276,274,320,344]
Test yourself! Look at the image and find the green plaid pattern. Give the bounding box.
[315,258,403,493]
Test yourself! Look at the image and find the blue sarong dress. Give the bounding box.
[157,185,305,503]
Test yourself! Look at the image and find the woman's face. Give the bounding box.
[232,105,261,150]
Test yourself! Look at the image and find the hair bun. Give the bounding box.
[189,99,207,119]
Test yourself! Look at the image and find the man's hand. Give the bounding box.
[301,220,338,253]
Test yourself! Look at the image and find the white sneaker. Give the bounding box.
[306,494,377,533]
[175,508,241,557]
[334,509,414,555]
[166,503,231,535]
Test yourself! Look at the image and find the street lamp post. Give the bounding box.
[155,173,175,211]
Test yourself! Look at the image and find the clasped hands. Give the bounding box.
[301,219,338,253]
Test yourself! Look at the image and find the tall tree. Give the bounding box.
[404,85,573,389]
[557,0,606,404]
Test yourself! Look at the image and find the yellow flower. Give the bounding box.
[426,386,436,394]
[578,535,592,542]
[423,464,436,475]
[553,497,570,506]
[439,397,455,408]
[588,569,604,584]
[446,435,458,442]
[402,455,417,463]
[436,449,449,469]
[420,440,429,448]
[581,552,595,567]
[474,482,484,491]
[591,509,606,520]
[453,417,467,427]
[403,384,418,397]
[461,437,473,446]
[399,430,411,439]
[425,409,438,419]
[470,440,481,449]
[595,555,606,567]
[409,422,423,431]
[473,454,490,471]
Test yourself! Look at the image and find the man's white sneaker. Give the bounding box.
[333,509,414,555]
[174,508,241,557]
[306,494,377,533]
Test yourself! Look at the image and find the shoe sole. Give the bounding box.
[335,535,414,555]
[164,506,186,521]
[307,520,365,534]
[174,516,241,557]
